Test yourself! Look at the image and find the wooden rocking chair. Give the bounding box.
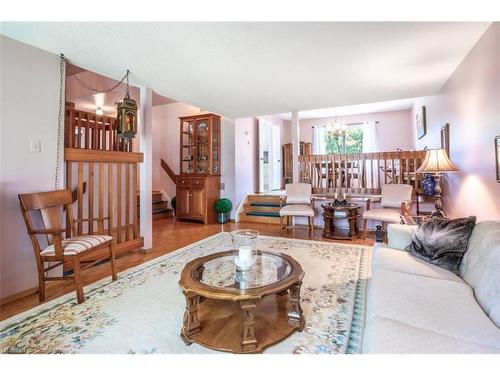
[18,189,117,304]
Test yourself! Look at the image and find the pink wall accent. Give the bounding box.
[284,109,415,151]
[412,23,500,221]
[152,102,204,199]
[1,36,61,299]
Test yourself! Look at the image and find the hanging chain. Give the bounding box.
[72,69,129,94]
[55,53,65,190]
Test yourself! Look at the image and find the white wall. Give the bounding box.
[234,118,258,208]
[220,118,236,217]
[284,109,415,152]
[0,36,61,299]
[411,23,500,221]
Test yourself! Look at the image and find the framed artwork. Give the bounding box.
[441,123,450,156]
[495,135,500,183]
[416,106,427,139]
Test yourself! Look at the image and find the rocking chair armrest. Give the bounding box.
[28,228,66,235]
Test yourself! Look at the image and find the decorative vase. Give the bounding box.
[422,173,436,196]
[231,229,258,271]
[217,212,229,224]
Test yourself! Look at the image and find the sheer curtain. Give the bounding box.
[312,125,326,155]
[362,121,378,188]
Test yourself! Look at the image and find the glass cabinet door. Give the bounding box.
[195,118,210,174]
[181,120,195,174]
[212,117,220,174]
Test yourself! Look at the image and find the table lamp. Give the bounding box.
[416,148,459,218]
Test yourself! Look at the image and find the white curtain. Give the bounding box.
[312,126,326,155]
[362,121,378,188]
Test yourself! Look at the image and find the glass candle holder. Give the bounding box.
[231,229,259,271]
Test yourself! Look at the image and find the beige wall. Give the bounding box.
[0,36,61,299]
[412,23,500,221]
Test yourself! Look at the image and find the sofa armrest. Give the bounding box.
[387,224,418,250]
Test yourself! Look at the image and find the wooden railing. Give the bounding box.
[161,158,178,185]
[65,148,144,257]
[65,102,132,152]
[299,150,426,195]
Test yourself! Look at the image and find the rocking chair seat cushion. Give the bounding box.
[279,204,315,217]
[40,235,113,256]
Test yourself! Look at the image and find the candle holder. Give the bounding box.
[231,229,259,271]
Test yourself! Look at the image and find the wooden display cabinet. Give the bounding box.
[177,114,221,224]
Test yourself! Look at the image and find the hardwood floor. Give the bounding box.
[0,217,374,320]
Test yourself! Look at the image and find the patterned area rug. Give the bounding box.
[0,233,370,354]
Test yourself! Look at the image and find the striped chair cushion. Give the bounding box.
[40,235,113,256]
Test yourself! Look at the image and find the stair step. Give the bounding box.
[245,211,281,218]
[239,212,281,224]
[153,207,173,219]
[246,195,282,204]
[244,204,280,213]
[250,202,281,207]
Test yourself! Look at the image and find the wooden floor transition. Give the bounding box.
[0,217,374,320]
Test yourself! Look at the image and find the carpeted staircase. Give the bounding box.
[239,194,282,224]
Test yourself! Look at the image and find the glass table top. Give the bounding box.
[195,252,292,290]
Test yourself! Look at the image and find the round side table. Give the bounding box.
[321,202,361,240]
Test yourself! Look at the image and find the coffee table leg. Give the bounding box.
[288,282,305,331]
[180,292,201,345]
[240,301,258,352]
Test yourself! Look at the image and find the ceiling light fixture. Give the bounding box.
[96,107,104,116]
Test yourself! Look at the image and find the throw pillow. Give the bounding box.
[406,216,477,275]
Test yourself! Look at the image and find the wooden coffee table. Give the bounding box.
[178,250,305,353]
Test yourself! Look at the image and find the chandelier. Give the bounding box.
[327,117,347,137]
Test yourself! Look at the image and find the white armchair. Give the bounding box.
[362,184,413,239]
[279,183,315,236]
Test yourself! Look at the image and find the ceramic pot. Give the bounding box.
[217,212,229,224]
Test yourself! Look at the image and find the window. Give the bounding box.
[325,126,363,154]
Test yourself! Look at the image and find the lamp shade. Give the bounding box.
[416,148,459,173]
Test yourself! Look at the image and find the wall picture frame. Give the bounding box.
[495,135,500,183]
[416,106,427,139]
[441,123,450,156]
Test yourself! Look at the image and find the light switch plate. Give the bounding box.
[220,182,225,190]
[30,140,41,153]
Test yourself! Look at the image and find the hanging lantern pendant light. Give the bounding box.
[117,70,138,146]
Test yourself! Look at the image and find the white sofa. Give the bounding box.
[362,220,500,354]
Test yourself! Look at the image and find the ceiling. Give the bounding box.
[66,65,175,116]
[0,22,491,118]
[278,97,416,120]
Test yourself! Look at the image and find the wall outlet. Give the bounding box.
[30,140,41,153]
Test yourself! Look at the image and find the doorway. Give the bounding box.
[258,119,281,192]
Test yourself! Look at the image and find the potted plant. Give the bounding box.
[214,198,232,224]
[170,196,176,215]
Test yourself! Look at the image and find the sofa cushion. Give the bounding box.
[363,316,500,354]
[366,267,500,349]
[387,224,417,250]
[373,246,463,283]
[460,220,500,327]
[406,216,476,275]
